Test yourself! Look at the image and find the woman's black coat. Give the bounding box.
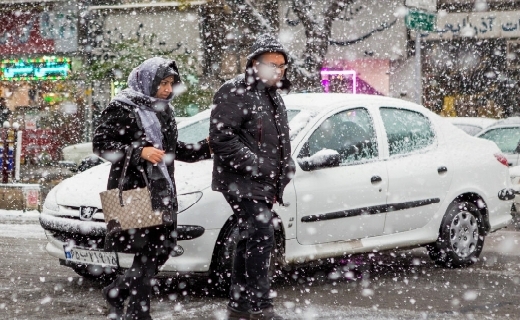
[93,97,211,254]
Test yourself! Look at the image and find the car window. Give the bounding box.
[380,107,435,156]
[300,108,378,164]
[479,127,520,153]
[178,119,210,144]
[453,124,482,136]
[286,109,300,122]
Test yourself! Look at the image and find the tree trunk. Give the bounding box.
[290,0,352,92]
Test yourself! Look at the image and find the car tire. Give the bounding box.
[427,201,485,268]
[209,218,282,294]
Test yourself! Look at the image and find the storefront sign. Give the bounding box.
[0,9,77,55]
[406,10,437,32]
[0,57,71,81]
[425,11,520,39]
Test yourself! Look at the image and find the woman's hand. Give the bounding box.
[141,147,165,164]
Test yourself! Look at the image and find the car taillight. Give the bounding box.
[494,153,509,167]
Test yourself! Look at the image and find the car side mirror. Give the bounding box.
[516,142,520,154]
[297,150,341,171]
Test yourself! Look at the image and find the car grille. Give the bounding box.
[50,230,105,249]
[60,205,105,222]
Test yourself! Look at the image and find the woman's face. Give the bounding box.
[155,75,175,99]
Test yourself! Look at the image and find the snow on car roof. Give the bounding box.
[282,93,418,112]
[488,116,520,128]
[444,117,497,128]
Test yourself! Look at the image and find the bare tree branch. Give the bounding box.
[289,0,357,91]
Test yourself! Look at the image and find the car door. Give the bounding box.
[380,107,453,235]
[294,107,388,245]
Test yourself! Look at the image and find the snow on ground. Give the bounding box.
[0,223,45,239]
[0,209,44,238]
[146,302,450,320]
[0,209,40,222]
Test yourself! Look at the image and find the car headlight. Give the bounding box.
[177,192,203,213]
[43,186,59,212]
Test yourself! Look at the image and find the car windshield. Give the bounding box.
[479,127,520,153]
[453,124,483,136]
[178,110,301,144]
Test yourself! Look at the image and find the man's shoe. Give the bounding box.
[226,306,250,320]
[250,307,284,320]
[102,285,125,320]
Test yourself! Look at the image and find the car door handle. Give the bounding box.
[438,166,448,174]
[371,176,382,183]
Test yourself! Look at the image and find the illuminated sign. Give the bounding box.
[321,69,357,94]
[0,57,71,80]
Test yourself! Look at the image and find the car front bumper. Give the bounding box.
[40,212,218,273]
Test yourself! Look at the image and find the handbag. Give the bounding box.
[99,146,172,236]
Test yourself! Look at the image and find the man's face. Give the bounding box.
[155,75,175,99]
[253,52,287,87]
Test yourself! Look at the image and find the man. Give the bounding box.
[209,34,295,320]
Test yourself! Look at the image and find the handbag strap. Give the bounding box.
[117,145,151,206]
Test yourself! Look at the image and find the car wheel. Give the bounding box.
[71,263,117,283]
[209,218,282,294]
[427,201,485,268]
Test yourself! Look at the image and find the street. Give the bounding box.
[1,215,520,320]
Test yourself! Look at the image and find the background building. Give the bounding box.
[421,0,520,117]
[0,0,84,163]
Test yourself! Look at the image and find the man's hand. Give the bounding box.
[141,147,165,164]
[207,136,213,154]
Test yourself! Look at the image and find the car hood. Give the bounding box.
[55,159,213,208]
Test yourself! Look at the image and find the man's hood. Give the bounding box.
[245,34,291,92]
[54,160,213,209]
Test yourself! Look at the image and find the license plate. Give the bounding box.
[64,246,118,267]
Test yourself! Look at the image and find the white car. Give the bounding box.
[40,94,514,286]
[444,117,497,136]
[476,118,520,211]
[61,142,95,165]
[476,117,520,166]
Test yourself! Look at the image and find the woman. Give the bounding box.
[93,57,211,320]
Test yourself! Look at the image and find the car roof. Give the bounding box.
[444,117,497,128]
[488,116,520,128]
[282,93,420,113]
[475,117,520,136]
[179,93,425,128]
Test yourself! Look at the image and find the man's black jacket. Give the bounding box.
[209,74,295,203]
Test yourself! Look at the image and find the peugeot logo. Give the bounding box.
[79,206,98,221]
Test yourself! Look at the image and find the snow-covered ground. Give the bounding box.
[0,209,40,222]
[0,209,45,239]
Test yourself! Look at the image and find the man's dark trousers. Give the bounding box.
[223,194,275,312]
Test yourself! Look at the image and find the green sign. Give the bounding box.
[405,9,436,32]
[0,57,71,81]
